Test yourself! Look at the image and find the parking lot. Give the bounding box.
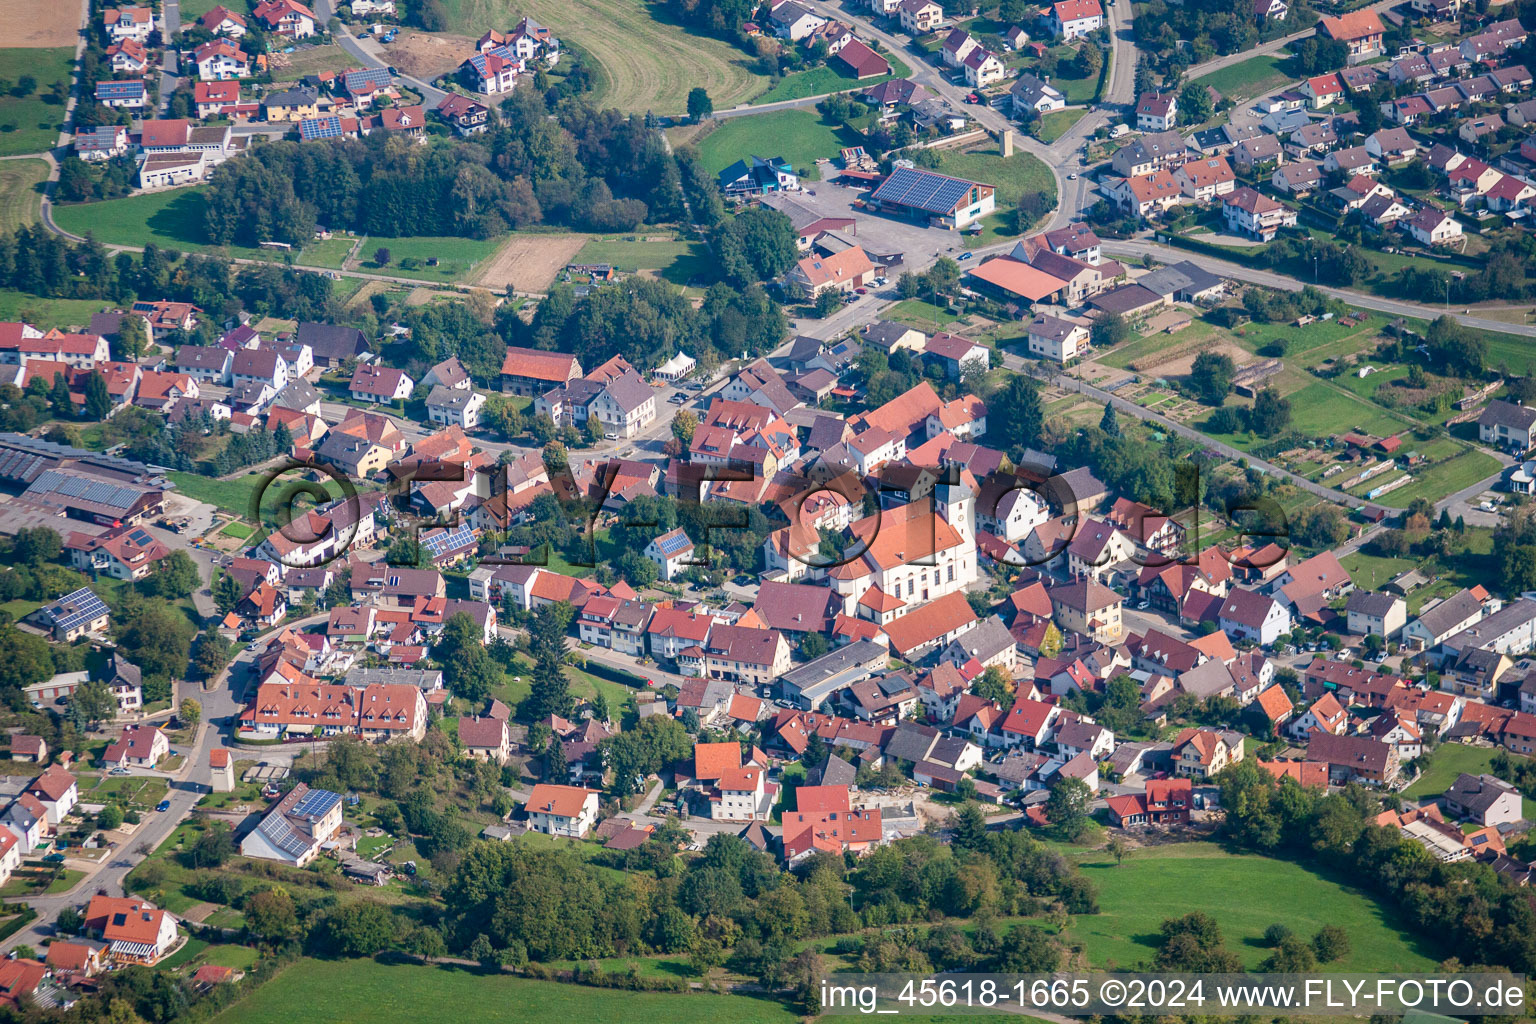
[764,176,975,271]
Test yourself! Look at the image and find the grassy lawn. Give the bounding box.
[177,0,230,18]
[1193,54,1293,100]
[1273,382,1407,443]
[937,145,1056,205]
[211,960,799,1024]
[1405,743,1536,819]
[0,290,108,328]
[220,521,255,540]
[752,53,912,104]
[52,188,330,263]
[168,472,268,519]
[1064,843,1438,971]
[1231,314,1387,358]
[572,235,711,288]
[886,297,957,332]
[1372,448,1501,508]
[0,49,73,158]
[1095,322,1219,370]
[268,44,352,83]
[1037,108,1088,144]
[0,159,46,232]
[1482,331,1536,376]
[695,109,857,180]
[361,236,503,283]
[440,0,771,114]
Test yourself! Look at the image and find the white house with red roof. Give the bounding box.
[104,6,154,43]
[85,895,179,964]
[349,363,414,404]
[524,783,599,837]
[253,0,317,38]
[1136,91,1178,130]
[1047,0,1102,38]
[199,5,248,35]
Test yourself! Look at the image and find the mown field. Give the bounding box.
[695,108,859,180]
[1063,843,1439,972]
[211,960,801,1024]
[753,52,912,105]
[0,158,46,232]
[573,234,711,287]
[0,48,73,158]
[1193,54,1293,101]
[440,0,771,114]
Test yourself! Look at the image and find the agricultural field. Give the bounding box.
[1192,54,1293,101]
[439,0,771,114]
[0,158,46,232]
[0,0,79,47]
[1063,843,1438,972]
[211,960,800,1024]
[0,48,74,158]
[573,234,711,288]
[695,109,858,180]
[471,233,590,293]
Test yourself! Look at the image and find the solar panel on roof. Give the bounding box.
[653,531,691,556]
[290,787,341,820]
[875,166,975,215]
[45,587,109,632]
[299,116,344,140]
[345,67,392,92]
[423,524,475,556]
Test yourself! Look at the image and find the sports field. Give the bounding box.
[0,48,74,158]
[1065,843,1438,971]
[0,159,46,232]
[696,109,857,180]
[440,0,770,114]
[211,960,799,1024]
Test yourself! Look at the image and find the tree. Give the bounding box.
[212,571,242,615]
[189,821,235,867]
[244,887,300,942]
[67,677,116,730]
[437,612,500,704]
[98,804,123,830]
[117,316,147,360]
[84,372,112,420]
[1075,43,1103,78]
[115,600,197,691]
[1179,80,1214,124]
[1099,401,1121,437]
[951,802,987,850]
[178,698,201,726]
[374,247,391,267]
[1292,504,1350,548]
[1426,315,1486,377]
[688,87,713,122]
[314,901,396,957]
[147,550,200,600]
[1190,351,1236,405]
[1092,312,1129,349]
[1038,622,1063,659]
[672,409,698,446]
[1106,834,1129,866]
[1312,924,1350,962]
[1248,387,1292,437]
[800,632,829,659]
[814,289,844,318]
[974,664,1013,704]
[191,630,232,680]
[544,733,568,782]
[1264,923,1293,947]
[55,906,82,935]
[522,603,573,721]
[1046,775,1092,841]
[992,373,1044,454]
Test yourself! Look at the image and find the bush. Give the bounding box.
[1263,923,1292,947]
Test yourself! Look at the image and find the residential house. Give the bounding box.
[1047,0,1102,38]
[524,784,599,837]
[1136,91,1178,130]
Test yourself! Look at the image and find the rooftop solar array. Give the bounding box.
[96,81,144,99]
[290,787,342,822]
[258,812,318,859]
[44,587,109,633]
[299,116,344,140]
[26,469,145,511]
[0,448,52,484]
[652,530,692,556]
[344,67,392,93]
[873,167,977,215]
[423,523,475,556]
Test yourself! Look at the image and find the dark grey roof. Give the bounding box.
[175,346,228,371]
[1446,772,1519,815]
[807,752,857,787]
[272,379,321,411]
[1478,399,1536,432]
[296,322,369,361]
[884,722,939,763]
[1137,260,1223,299]
[944,616,1015,662]
[1345,590,1403,617]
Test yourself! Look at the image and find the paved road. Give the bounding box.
[313,0,448,107]
[159,0,182,115]
[1102,239,1536,338]
[716,93,836,119]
